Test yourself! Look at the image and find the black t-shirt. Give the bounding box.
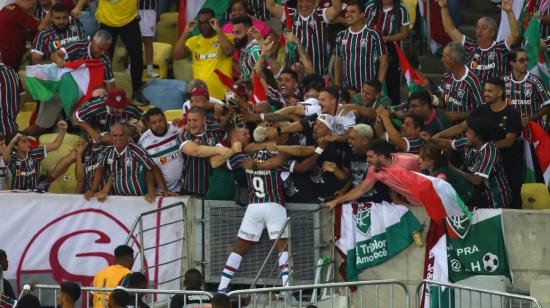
[284,141,351,202]
[349,153,391,203]
[469,104,522,172]
[170,294,212,308]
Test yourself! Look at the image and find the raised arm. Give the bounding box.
[181,141,234,158]
[325,0,342,22]
[211,18,234,56]
[437,0,464,43]
[266,0,284,19]
[2,134,22,162]
[502,0,520,47]
[44,121,68,152]
[377,107,408,151]
[173,21,196,60]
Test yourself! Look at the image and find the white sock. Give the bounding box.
[147,64,154,71]
[218,252,242,291]
[279,251,289,286]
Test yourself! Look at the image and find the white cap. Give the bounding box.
[317,114,335,132]
[298,97,319,106]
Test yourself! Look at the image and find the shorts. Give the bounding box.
[237,202,289,242]
[138,10,156,37]
[35,96,63,128]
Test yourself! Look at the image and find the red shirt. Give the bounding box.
[0,3,38,70]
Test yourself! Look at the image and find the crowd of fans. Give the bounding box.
[0,0,549,208]
[1,0,550,303]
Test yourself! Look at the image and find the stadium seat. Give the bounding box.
[164,109,182,121]
[48,163,78,194]
[39,133,80,147]
[521,183,550,210]
[16,111,34,130]
[142,42,173,80]
[156,12,179,47]
[40,144,73,176]
[22,102,37,112]
[173,59,193,82]
[114,72,133,98]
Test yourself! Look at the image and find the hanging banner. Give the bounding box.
[0,192,188,303]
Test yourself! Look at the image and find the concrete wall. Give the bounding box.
[186,198,550,305]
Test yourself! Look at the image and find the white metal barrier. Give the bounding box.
[227,279,411,308]
[124,201,187,290]
[33,284,213,308]
[416,279,543,308]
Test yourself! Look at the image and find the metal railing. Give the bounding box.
[416,279,543,308]
[228,279,411,308]
[124,201,187,292]
[33,284,213,308]
[250,206,334,289]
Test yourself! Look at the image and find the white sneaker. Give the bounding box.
[147,70,160,78]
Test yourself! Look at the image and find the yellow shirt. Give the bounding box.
[185,34,234,100]
[92,265,131,308]
[95,0,137,27]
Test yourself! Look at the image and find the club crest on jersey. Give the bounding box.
[160,156,167,165]
[125,157,132,166]
[488,52,495,60]
[360,38,367,47]
[525,83,532,97]
[212,41,219,48]
[457,89,465,97]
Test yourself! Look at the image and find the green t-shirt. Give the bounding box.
[351,93,392,109]
[205,166,235,200]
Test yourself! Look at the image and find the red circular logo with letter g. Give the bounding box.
[17,209,148,290]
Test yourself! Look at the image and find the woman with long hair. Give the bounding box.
[364,0,410,105]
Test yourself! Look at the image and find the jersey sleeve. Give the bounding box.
[176,132,190,149]
[372,30,387,55]
[125,105,144,120]
[496,39,511,52]
[399,4,410,26]
[133,145,156,170]
[335,31,344,58]
[534,77,550,106]
[472,143,497,178]
[451,138,468,151]
[29,146,47,161]
[461,36,476,55]
[100,55,115,83]
[404,137,424,153]
[75,99,103,122]
[226,153,248,170]
[467,78,484,110]
[31,30,47,55]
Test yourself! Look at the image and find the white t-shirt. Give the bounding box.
[138,123,184,192]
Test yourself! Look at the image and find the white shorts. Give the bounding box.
[238,203,289,242]
[35,96,63,128]
[138,10,156,37]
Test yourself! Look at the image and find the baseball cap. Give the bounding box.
[106,88,131,109]
[297,97,320,106]
[317,114,335,132]
[191,86,209,98]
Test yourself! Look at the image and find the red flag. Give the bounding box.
[279,5,293,45]
[214,69,234,89]
[394,42,428,88]
[524,122,550,187]
[523,0,537,30]
[178,0,186,35]
[251,73,267,106]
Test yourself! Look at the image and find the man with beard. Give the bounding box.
[232,15,261,80]
[323,140,420,209]
[346,124,391,203]
[139,107,183,194]
[31,3,87,65]
[173,8,234,100]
